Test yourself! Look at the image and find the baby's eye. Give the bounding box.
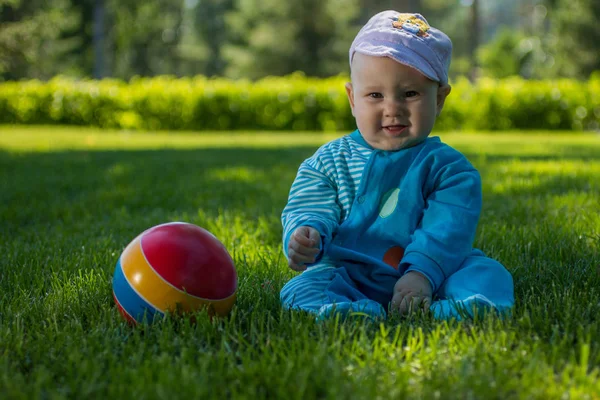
[405,91,418,98]
[368,93,383,99]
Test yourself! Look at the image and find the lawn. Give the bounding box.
[1,125,599,399]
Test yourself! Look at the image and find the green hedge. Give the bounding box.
[1,74,598,131]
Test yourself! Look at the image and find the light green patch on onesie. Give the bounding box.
[379,188,400,218]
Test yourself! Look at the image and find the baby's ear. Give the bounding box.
[345,82,356,117]
[436,84,451,116]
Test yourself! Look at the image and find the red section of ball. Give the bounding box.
[141,222,237,299]
[113,292,137,325]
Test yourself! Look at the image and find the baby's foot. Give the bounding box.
[316,300,386,322]
[430,294,507,320]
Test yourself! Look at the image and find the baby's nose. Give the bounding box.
[384,99,405,117]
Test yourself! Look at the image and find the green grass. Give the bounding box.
[1,125,599,399]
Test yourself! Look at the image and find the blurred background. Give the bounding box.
[1,0,598,83]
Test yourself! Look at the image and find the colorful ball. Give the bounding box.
[112,222,237,324]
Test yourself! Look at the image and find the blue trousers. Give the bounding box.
[280,253,514,320]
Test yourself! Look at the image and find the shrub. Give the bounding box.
[0,74,598,131]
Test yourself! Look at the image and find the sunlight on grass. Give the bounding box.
[488,160,600,194]
[446,132,600,158]
[106,162,131,178]
[207,167,267,184]
[0,125,341,151]
[3,124,600,154]
[1,126,600,398]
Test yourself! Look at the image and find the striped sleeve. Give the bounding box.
[281,156,341,262]
[281,134,372,263]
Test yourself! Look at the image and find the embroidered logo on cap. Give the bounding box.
[392,14,430,37]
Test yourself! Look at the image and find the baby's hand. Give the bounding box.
[390,271,433,316]
[287,226,321,271]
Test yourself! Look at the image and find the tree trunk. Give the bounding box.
[93,0,105,79]
[468,0,480,82]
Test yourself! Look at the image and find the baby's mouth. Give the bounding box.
[382,125,408,135]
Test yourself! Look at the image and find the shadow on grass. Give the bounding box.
[1,143,598,299]
[0,146,316,233]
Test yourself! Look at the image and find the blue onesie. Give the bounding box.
[280,130,514,320]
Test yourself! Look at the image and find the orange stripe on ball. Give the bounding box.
[121,236,232,313]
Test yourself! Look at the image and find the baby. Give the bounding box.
[280,11,515,320]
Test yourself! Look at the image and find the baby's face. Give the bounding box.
[345,53,450,151]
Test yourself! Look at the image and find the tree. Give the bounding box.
[93,0,106,79]
[547,0,600,79]
[358,0,423,20]
[223,0,360,79]
[0,0,80,80]
[476,27,531,78]
[106,0,186,79]
[0,0,190,80]
[191,0,234,77]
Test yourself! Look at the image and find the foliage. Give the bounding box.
[547,0,600,79]
[223,0,360,79]
[1,128,599,398]
[0,74,351,131]
[476,28,532,79]
[0,0,187,81]
[106,0,186,79]
[1,0,600,81]
[0,75,598,131]
[190,0,234,77]
[444,76,600,131]
[0,0,80,80]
